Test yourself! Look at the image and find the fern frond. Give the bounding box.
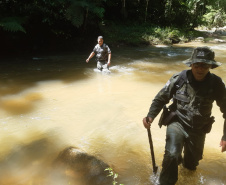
[65,5,84,27]
[91,6,104,17]
[65,0,105,28]
[0,17,26,33]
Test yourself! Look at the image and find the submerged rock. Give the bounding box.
[54,147,112,185]
[213,39,226,43]
[195,37,204,42]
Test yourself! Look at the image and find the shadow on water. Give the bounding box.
[0,130,64,185]
[0,129,151,185]
[0,55,90,115]
[0,57,88,94]
[0,46,190,115]
[0,130,115,185]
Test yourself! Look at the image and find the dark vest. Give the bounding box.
[173,70,215,129]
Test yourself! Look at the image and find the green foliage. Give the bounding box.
[105,167,124,185]
[145,26,204,44]
[0,0,106,33]
[65,0,105,28]
[208,0,226,12]
[202,6,226,28]
[0,0,226,35]
[162,0,218,28]
[101,21,155,46]
[142,27,174,44]
[0,0,225,53]
[65,2,85,28]
[101,22,203,46]
[0,17,26,33]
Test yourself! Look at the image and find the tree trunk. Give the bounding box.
[145,0,149,22]
[121,0,127,19]
[82,8,89,33]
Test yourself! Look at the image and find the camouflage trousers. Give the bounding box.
[97,61,109,71]
[159,121,206,185]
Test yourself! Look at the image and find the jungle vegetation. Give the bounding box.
[0,0,226,55]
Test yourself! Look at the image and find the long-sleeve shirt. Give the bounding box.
[147,70,226,140]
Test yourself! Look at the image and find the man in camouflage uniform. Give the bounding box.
[86,36,111,71]
[143,46,226,185]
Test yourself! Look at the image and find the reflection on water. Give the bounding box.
[0,42,226,184]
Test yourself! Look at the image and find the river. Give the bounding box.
[0,41,226,185]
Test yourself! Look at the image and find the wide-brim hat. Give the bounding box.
[183,46,222,69]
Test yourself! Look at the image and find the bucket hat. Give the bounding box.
[183,46,222,69]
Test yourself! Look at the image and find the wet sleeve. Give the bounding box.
[214,76,226,140]
[147,73,179,119]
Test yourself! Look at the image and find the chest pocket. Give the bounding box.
[194,92,214,116]
[174,91,190,103]
[174,82,214,117]
[174,83,191,108]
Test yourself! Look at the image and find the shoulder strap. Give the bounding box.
[207,73,216,97]
[175,70,188,90]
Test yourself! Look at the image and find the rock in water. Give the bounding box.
[54,147,113,185]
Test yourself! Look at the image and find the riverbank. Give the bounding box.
[101,24,226,47]
[1,24,226,58]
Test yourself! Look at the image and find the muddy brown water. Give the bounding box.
[0,41,226,185]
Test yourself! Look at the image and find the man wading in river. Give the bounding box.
[142,46,226,185]
[86,36,111,71]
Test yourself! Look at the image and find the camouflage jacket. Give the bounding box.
[93,43,111,61]
[147,70,226,140]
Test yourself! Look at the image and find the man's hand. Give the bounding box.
[143,117,153,129]
[107,61,111,66]
[220,140,226,152]
[86,52,95,63]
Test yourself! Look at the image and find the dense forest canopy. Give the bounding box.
[0,0,226,54]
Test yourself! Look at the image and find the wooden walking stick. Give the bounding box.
[146,117,158,174]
